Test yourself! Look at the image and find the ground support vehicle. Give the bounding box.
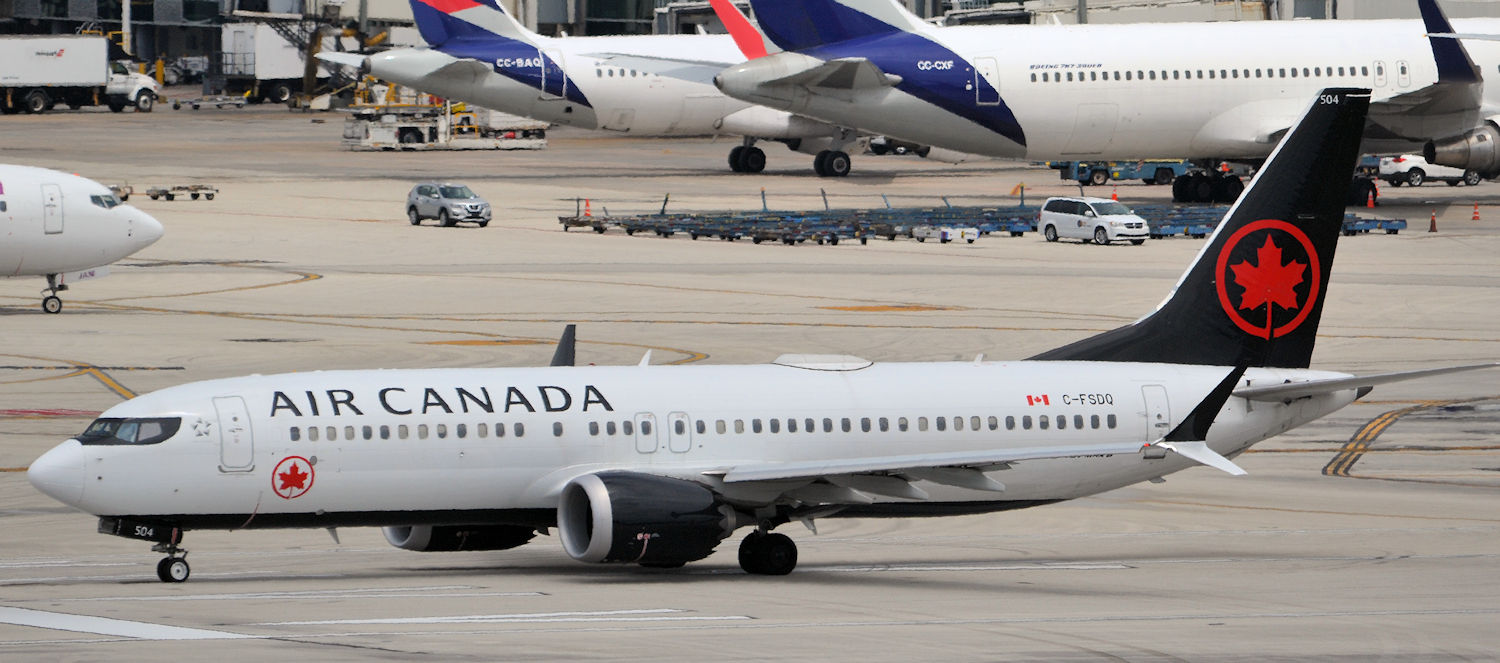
[912,226,979,243]
[343,104,546,151]
[1341,214,1407,235]
[172,96,250,111]
[1051,160,1191,186]
[213,23,334,105]
[0,36,158,114]
[146,185,217,201]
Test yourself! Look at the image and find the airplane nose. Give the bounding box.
[28,440,86,507]
[132,209,165,249]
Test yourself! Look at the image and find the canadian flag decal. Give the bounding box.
[1026,395,1050,406]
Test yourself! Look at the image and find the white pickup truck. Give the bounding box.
[0,35,157,114]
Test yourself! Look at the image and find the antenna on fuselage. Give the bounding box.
[550,324,577,367]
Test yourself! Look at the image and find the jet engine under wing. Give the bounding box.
[584,53,737,85]
[765,57,903,90]
[1233,363,1500,402]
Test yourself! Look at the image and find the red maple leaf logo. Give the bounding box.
[278,463,309,491]
[1229,236,1306,312]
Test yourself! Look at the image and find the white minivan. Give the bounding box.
[1038,197,1150,245]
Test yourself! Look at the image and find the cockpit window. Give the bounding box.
[76,417,181,445]
[90,194,122,209]
[438,185,476,199]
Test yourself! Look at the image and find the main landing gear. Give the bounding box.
[813,149,851,178]
[729,142,767,173]
[738,529,797,575]
[1172,170,1243,203]
[41,273,67,314]
[152,541,190,582]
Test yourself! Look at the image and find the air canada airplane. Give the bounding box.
[28,89,1497,582]
[713,0,1500,201]
[317,0,869,176]
[0,165,164,313]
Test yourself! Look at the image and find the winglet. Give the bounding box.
[1418,0,1482,83]
[549,324,577,367]
[1152,441,1247,476]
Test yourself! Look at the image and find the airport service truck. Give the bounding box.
[217,23,334,104]
[0,35,159,114]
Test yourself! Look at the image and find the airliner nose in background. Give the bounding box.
[0,164,165,313]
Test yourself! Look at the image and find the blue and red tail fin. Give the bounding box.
[745,0,929,52]
[1033,89,1372,369]
[1418,0,1482,84]
[409,0,540,48]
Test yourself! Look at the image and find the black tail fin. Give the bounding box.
[1033,89,1370,369]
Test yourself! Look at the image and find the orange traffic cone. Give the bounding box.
[1366,182,1376,208]
[1111,185,1118,201]
[1472,202,1481,221]
[584,199,592,217]
[1429,209,1438,233]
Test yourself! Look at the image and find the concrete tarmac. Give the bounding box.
[1,105,1497,661]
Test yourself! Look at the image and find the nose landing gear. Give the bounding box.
[41,273,67,314]
[154,547,190,583]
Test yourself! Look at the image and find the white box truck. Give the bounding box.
[0,35,159,114]
[219,23,334,104]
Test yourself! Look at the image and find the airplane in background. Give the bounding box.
[29,88,1498,582]
[713,0,1500,202]
[0,165,164,313]
[318,0,876,177]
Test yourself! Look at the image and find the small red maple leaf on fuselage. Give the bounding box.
[1230,236,1306,312]
[278,463,308,491]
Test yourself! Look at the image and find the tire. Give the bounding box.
[728,145,745,172]
[1043,225,1058,242]
[742,146,766,173]
[1213,176,1244,203]
[1385,178,1403,187]
[267,83,294,104]
[478,220,489,228]
[135,92,155,112]
[1447,179,1460,187]
[399,129,422,145]
[165,193,175,201]
[1406,169,1425,187]
[813,151,829,177]
[758,533,797,575]
[1093,226,1110,245]
[23,90,49,114]
[408,207,421,225]
[42,296,63,314]
[1464,170,1482,186]
[823,151,851,177]
[438,209,454,227]
[156,557,190,583]
[1153,168,1174,185]
[1130,239,1146,246]
[1089,169,1108,186]
[108,100,126,113]
[205,193,214,200]
[190,193,200,200]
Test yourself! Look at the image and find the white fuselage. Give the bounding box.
[0,165,163,278]
[29,359,1356,526]
[722,18,1500,160]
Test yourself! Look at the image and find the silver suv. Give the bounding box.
[406,183,492,227]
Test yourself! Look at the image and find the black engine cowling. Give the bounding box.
[383,524,537,552]
[557,471,739,566]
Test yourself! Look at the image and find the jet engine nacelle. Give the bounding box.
[382,524,537,552]
[1425,122,1500,178]
[557,471,741,566]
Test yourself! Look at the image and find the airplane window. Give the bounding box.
[1066,72,1072,82]
[514,422,525,437]
[988,416,998,431]
[289,427,301,442]
[917,417,928,432]
[1090,414,1100,429]
[417,424,429,439]
[477,423,487,438]
[1005,416,1015,430]
[787,418,797,433]
[971,416,982,431]
[1126,71,1133,81]
[841,418,852,433]
[1038,416,1049,430]
[308,426,320,442]
[696,420,706,435]
[769,418,780,433]
[1172,71,1179,80]
[398,425,409,439]
[879,417,889,432]
[1021,416,1032,430]
[631,70,637,77]
[716,420,726,434]
[363,425,373,440]
[805,418,815,433]
[1279,68,1286,77]
[936,417,947,432]
[606,421,617,435]
[89,194,121,209]
[607,69,613,77]
[1160,70,1167,80]
[589,421,599,436]
[596,69,602,77]
[1233,69,1241,79]
[1208,70,1215,79]
[1030,73,1037,82]
[1106,414,1117,429]
[752,419,763,433]
[456,424,466,439]
[0,202,6,212]
[345,425,355,440]
[1089,71,1096,81]
[735,419,744,434]
[897,417,908,432]
[1302,67,1309,77]
[380,425,390,440]
[553,422,563,437]
[1148,71,1156,81]
[952,416,962,431]
[822,418,832,432]
[861,418,871,433]
[1363,66,1370,76]
[326,426,336,440]
[642,420,653,435]
[681,419,692,435]
[1056,415,1066,430]
[1338,67,1345,76]
[623,420,633,435]
[495,422,506,438]
[1254,69,1262,78]
[437,424,448,439]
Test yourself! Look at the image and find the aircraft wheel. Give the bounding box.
[42,296,62,314]
[408,207,422,225]
[739,531,797,575]
[742,146,766,173]
[728,145,745,172]
[1043,225,1058,242]
[813,151,829,176]
[156,557,190,583]
[439,209,454,227]
[1093,226,1110,245]
[1212,175,1244,203]
[823,151,851,177]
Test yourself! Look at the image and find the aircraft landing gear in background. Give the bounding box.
[738,530,797,575]
[153,541,190,583]
[41,273,67,314]
[1172,170,1243,203]
[728,140,766,173]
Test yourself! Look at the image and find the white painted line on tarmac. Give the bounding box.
[808,562,1131,573]
[62,585,544,602]
[0,606,252,640]
[0,561,136,569]
[257,608,752,626]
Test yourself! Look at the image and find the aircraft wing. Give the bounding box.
[1233,363,1500,402]
[583,53,737,85]
[764,57,902,90]
[719,441,1147,488]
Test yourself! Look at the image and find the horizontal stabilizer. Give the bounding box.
[767,58,902,90]
[314,51,366,69]
[1233,363,1500,402]
[1151,441,1247,476]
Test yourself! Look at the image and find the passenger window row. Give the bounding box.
[1030,65,1373,84]
[289,421,528,442]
